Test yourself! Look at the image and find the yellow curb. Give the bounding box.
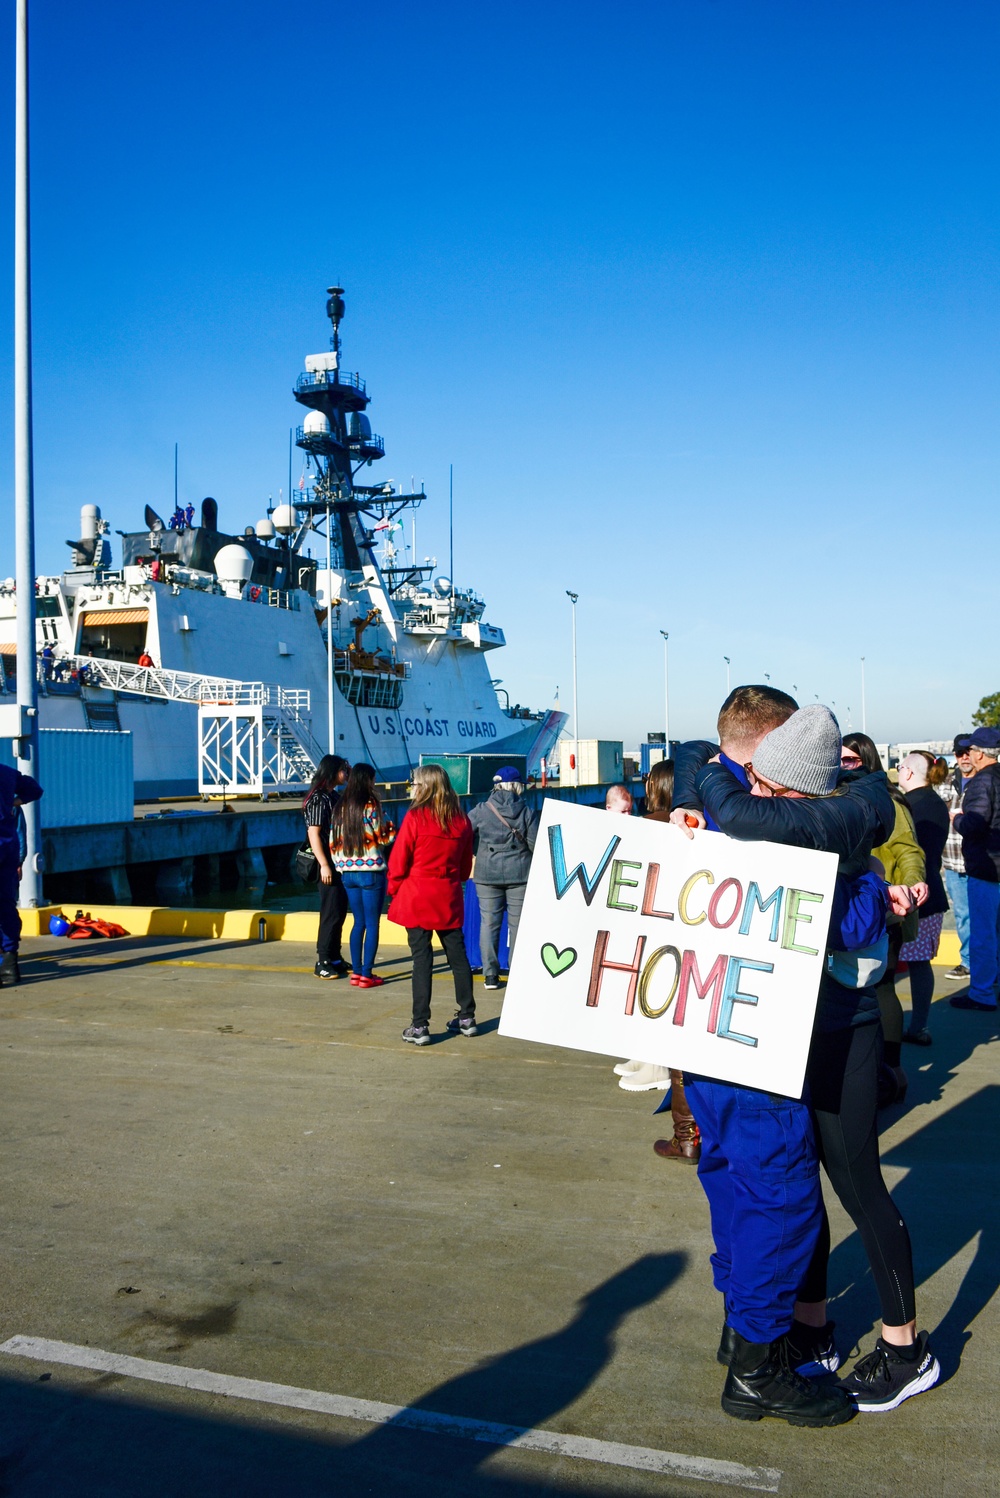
[18,905,439,947]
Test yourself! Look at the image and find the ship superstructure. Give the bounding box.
[0,288,564,797]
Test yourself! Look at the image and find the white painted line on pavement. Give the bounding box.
[0,1335,781,1492]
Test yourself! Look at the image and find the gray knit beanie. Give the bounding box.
[752,705,842,797]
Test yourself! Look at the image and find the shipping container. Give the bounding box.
[0,729,133,827]
[419,753,527,795]
[557,739,623,786]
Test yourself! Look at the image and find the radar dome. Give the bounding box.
[214,544,255,584]
[271,504,297,535]
[434,576,452,597]
[255,518,275,539]
[303,410,330,435]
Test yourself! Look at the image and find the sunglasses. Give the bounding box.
[744,764,796,797]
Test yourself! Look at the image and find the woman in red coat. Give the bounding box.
[388,764,476,1045]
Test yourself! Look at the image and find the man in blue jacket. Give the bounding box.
[669,688,894,1426]
[951,725,1000,1012]
[0,762,43,985]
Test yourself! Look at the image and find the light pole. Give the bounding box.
[724,656,731,695]
[659,631,669,756]
[325,500,335,753]
[14,0,41,906]
[567,591,579,787]
[860,657,867,734]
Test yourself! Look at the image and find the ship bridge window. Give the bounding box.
[79,608,149,663]
[35,596,61,619]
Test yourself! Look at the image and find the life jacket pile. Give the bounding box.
[66,910,130,939]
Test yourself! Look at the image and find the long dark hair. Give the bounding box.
[645,758,674,815]
[332,762,380,856]
[307,755,349,798]
[841,732,881,775]
[843,732,908,808]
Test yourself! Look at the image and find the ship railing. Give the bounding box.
[60,654,311,714]
[295,370,367,397]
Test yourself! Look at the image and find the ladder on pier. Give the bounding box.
[63,655,322,797]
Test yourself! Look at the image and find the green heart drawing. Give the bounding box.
[541,943,577,978]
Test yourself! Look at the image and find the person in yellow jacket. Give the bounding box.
[841,734,927,1105]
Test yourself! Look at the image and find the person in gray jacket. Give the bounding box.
[468,767,540,988]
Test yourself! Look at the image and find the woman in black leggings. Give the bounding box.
[697,722,940,1412]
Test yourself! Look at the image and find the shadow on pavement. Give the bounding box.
[0,1254,686,1497]
[828,1081,1000,1379]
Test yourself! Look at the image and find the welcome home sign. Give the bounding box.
[499,799,838,1097]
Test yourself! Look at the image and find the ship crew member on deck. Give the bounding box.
[0,761,43,986]
[468,767,540,990]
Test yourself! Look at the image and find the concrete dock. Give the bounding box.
[0,935,996,1496]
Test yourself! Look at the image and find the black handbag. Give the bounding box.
[295,839,320,883]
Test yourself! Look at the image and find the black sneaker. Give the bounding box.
[945,964,970,981]
[902,1028,932,1047]
[781,1320,840,1376]
[839,1332,940,1413]
[402,1024,431,1046]
[721,1332,854,1427]
[446,1014,478,1037]
[0,952,19,986]
[950,994,997,1012]
[314,960,343,980]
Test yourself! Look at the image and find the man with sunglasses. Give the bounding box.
[950,726,1000,1012]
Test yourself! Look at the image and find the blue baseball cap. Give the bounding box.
[969,727,1000,750]
[493,766,522,783]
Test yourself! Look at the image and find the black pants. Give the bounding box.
[317,873,348,965]
[798,1020,915,1326]
[407,927,475,1026]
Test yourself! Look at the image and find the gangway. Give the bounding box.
[59,655,322,796]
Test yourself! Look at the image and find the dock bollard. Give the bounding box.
[258,916,267,943]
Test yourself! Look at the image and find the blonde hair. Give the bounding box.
[717,685,797,753]
[410,763,461,829]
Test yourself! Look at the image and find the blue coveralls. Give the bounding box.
[0,765,43,955]
[683,752,822,1346]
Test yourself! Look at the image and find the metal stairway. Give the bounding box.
[62,654,321,795]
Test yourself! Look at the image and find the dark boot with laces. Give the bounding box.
[721,1329,855,1426]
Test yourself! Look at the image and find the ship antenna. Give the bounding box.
[326,284,345,360]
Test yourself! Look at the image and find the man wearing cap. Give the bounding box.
[468,768,540,989]
[951,726,1000,1012]
[940,735,975,981]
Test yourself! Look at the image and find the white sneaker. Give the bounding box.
[619,1063,672,1093]
[613,1058,642,1076]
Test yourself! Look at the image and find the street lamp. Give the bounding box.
[567,592,579,787]
[724,656,731,694]
[659,631,669,756]
[861,657,867,734]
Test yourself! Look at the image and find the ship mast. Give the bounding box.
[292,287,430,594]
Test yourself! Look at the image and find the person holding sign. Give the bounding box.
[695,707,940,1415]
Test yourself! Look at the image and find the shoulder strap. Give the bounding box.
[487,800,530,848]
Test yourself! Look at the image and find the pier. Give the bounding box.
[0,929,994,1495]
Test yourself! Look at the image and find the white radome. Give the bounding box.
[213,544,255,583]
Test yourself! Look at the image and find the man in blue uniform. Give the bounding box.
[0,761,43,985]
[671,687,893,1426]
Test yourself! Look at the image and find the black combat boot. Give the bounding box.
[0,952,20,986]
[721,1329,854,1427]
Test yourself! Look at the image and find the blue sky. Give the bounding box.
[1,0,997,744]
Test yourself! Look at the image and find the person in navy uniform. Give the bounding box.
[0,761,43,985]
